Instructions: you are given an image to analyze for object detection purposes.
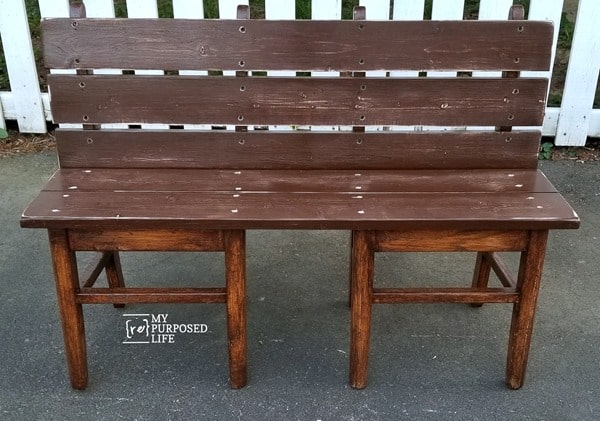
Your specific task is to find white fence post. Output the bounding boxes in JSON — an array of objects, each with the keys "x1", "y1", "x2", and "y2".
[
  {"x1": 555, "y1": 0, "x2": 600, "y2": 146},
  {"x1": 0, "y1": 0, "x2": 46, "y2": 132}
]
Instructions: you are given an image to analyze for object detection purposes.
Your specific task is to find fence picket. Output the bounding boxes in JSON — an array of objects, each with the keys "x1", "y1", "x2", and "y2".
[
  {"x1": 555, "y1": 0, "x2": 600, "y2": 145},
  {"x1": 0, "y1": 0, "x2": 46, "y2": 132},
  {"x1": 390, "y1": 0, "x2": 424, "y2": 79},
  {"x1": 265, "y1": 0, "x2": 295, "y2": 131},
  {"x1": 173, "y1": 0, "x2": 208, "y2": 131},
  {"x1": 0, "y1": 0, "x2": 598, "y2": 144},
  {"x1": 38, "y1": 0, "x2": 69, "y2": 19},
  {"x1": 430, "y1": 0, "x2": 465, "y2": 78},
  {"x1": 219, "y1": 0, "x2": 249, "y2": 19},
  {"x1": 312, "y1": 0, "x2": 342, "y2": 20},
  {"x1": 173, "y1": 0, "x2": 204, "y2": 18},
  {"x1": 125, "y1": 0, "x2": 168, "y2": 130}
]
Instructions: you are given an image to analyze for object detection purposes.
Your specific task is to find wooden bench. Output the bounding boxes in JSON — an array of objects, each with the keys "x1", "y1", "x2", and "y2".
[{"x1": 21, "y1": 3, "x2": 579, "y2": 390}]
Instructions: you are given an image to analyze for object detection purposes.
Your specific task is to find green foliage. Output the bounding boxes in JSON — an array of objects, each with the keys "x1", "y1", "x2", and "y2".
[
  {"x1": 558, "y1": 12, "x2": 575, "y2": 49},
  {"x1": 0, "y1": 128, "x2": 8, "y2": 140},
  {"x1": 539, "y1": 142, "x2": 554, "y2": 160},
  {"x1": 0, "y1": 43, "x2": 7, "y2": 90},
  {"x1": 203, "y1": 0, "x2": 218, "y2": 18},
  {"x1": 296, "y1": 0, "x2": 310, "y2": 19}
]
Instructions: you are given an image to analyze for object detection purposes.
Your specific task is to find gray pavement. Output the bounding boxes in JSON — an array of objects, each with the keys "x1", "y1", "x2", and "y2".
[{"x1": 1, "y1": 151, "x2": 598, "y2": 420}]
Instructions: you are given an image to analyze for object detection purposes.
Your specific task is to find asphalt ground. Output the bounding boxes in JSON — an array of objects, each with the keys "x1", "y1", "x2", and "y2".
[{"x1": 1, "y1": 152, "x2": 598, "y2": 420}]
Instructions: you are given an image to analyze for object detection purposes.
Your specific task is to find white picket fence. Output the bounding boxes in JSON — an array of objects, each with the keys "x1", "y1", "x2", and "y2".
[{"x1": 0, "y1": 0, "x2": 598, "y2": 145}]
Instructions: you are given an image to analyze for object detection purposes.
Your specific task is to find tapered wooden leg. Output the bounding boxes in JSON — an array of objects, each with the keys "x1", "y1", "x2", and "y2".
[
  {"x1": 48, "y1": 229, "x2": 88, "y2": 390},
  {"x1": 506, "y1": 230, "x2": 548, "y2": 389},
  {"x1": 470, "y1": 252, "x2": 492, "y2": 307},
  {"x1": 105, "y1": 252, "x2": 125, "y2": 308},
  {"x1": 349, "y1": 230, "x2": 374, "y2": 389},
  {"x1": 348, "y1": 231, "x2": 355, "y2": 308},
  {"x1": 224, "y1": 230, "x2": 247, "y2": 388}
]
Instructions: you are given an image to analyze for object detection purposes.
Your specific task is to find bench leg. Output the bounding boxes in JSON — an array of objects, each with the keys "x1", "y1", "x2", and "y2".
[
  {"x1": 349, "y1": 230, "x2": 374, "y2": 389},
  {"x1": 48, "y1": 229, "x2": 88, "y2": 390},
  {"x1": 470, "y1": 252, "x2": 492, "y2": 307},
  {"x1": 348, "y1": 231, "x2": 355, "y2": 308},
  {"x1": 506, "y1": 230, "x2": 548, "y2": 389},
  {"x1": 105, "y1": 252, "x2": 126, "y2": 308},
  {"x1": 224, "y1": 230, "x2": 247, "y2": 389}
]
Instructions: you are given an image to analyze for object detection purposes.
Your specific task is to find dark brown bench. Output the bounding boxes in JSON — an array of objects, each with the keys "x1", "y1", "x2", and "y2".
[{"x1": 21, "y1": 3, "x2": 579, "y2": 390}]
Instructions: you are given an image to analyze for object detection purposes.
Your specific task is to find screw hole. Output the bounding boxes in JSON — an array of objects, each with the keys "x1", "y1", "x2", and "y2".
[
  {"x1": 517, "y1": 25, "x2": 524, "y2": 32},
  {"x1": 239, "y1": 139, "x2": 245, "y2": 145},
  {"x1": 71, "y1": 21, "x2": 78, "y2": 28},
  {"x1": 82, "y1": 115, "x2": 89, "y2": 121},
  {"x1": 359, "y1": 115, "x2": 366, "y2": 121},
  {"x1": 86, "y1": 138, "x2": 93, "y2": 144},
  {"x1": 514, "y1": 57, "x2": 520, "y2": 63},
  {"x1": 505, "y1": 137, "x2": 512, "y2": 142},
  {"x1": 441, "y1": 102, "x2": 449, "y2": 109},
  {"x1": 239, "y1": 60, "x2": 245, "y2": 67},
  {"x1": 239, "y1": 26, "x2": 246, "y2": 33},
  {"x1": 356, "y1": 138, "x2": 363, "y2": 145},
  {"x1": 240, "y1": 85, "x2": 246, "y2": 91},
  {"x1": 508, "y1": 114, "x2": 515, "y2": 121},
  {"x1": 358, "y1": 24, "x2": 364, "y2": 30},
  {"x1": 79, "y1": 82, "x2": 85, "y2": 88},
  {"x1": 512, "y1": 88, "x2": 520, "y2": 95},
  {"x1": 74, "y1": 58, "x2": 80, "y2": 64},
  {"x1": 360, "y1": 85, "x2": 366, "y2": 91},
  {"x1": 237, "y1": 115, "x2": 244, "y2": 121},
  {"x1": 358, "y1": 59, "x2": 365, "y2": 65}
]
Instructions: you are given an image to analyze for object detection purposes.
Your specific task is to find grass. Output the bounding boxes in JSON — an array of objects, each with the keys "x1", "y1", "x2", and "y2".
[{"x1": 0, "y1": 0, "x2": 593, "y2": 107}]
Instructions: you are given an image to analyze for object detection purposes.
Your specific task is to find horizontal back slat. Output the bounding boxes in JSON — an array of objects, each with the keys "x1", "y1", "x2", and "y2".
[
  {"x1": 42, "y1": 19, "x2": 553, "y2": 72},
  {"x1": 56, "y1": 130, "x2": 541, "y2": 170},
  {"x1": 49, "y1": 75, "x2": 548, "y2": 126}
]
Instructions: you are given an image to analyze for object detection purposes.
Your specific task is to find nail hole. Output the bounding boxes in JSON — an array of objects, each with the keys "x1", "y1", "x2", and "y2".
[
  {"x1": 86, "y1": 138, "x2": 93, "y2": 144},
  {"x1": 82, "y1": 115, "x2": 89, "y2": 121},
  {"x1": 239, "y1": 60, "x2": 245, "y2": 67},
  {"x1": 508, "y1": 114, "x2": 515, "y2": 121},
  {"x1": 512, "y1": 88, "x2": 520, "y2": 94},
  {"x1": 237, "y1": 115, "x2": 244, "y2": 121},
  {"x1": 240, "y1": 85, "x2": 246, "y2": 91},
  {"x1": 239, "y1": 26, "x2": 246, "y2": 33}
]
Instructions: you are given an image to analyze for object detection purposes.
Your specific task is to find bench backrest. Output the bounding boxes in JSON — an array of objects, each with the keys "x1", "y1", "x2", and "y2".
[{"x1": 43, "y1": 4, "x2": 553, "y2": 171}]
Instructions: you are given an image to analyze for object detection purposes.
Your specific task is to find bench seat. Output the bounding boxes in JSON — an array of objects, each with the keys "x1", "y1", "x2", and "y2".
[{"x1": 22, "y1": 168, "x2": 578, "y2": 230}]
